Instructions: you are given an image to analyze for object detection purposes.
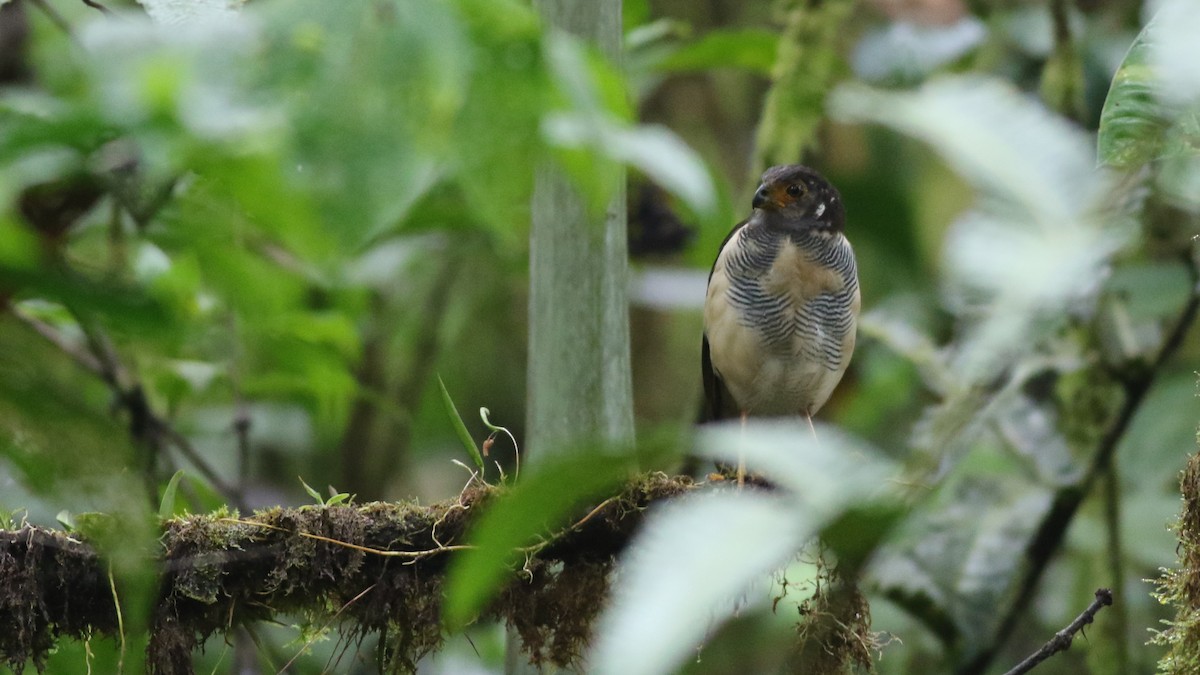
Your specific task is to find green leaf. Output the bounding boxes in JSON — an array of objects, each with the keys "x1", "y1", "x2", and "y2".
[
  {"x1": 820, "y1": 501, "x2": 907, "y2": 576},
  {"x1": 589, "y1": 491, "x2": 807, "y2": 675},
  {"x1": 831, "y1": 78, "x2": 1101, "y2": 222},
  {"x1": 871, "y1": 472, "x2": 1054, "y2": 653},
  {"x1": 625, "y1": 18, "x2": 687, "y2": 54},
  {"x1": 1104, "y1": 262, "x2": 1195, "y2": 320},
  {"x1": 73, "y1": 512, "x2": 120, "y2": 543},
  {"x1": 542, "y1": 32, "x2": 715, "y2": 215},
  {"x1": 0, "y1": 270, "x2": 170, "y2": 328},
  {"x1": 1148, "y1": 0, "x2": 1200, "y2": 109},
  {"x1": 544, "y1": 32, "x2": 631, "y2": 122},
  {"x1": 695, "y1": 420, "x2": 899, "y2": 517},
  {"x1": 656, "y1": 29, "x2": 778, "y2": 75},
  {"x1": 299, "y1": 476, "x2": 322, "y2": 505},
  {"x1": 0, "y1": 95, "x2": 110, "y2": 157},
  {"x1": 543, "y1": 115, "x2": 715, "y2": 215},
  {"x1": 1098, "y1": 1, "x2": 1200, "y2": 168},
  {"x1": 135, "y1": 0, "x2": 240, "y2": 24},
  {"x1": 831, "y1": 77, "x2": 1132, "y2": 386},
  {"x1": 623, "y1": 0, "x2": 650, "y2": 30},
  {"x1": 56, "y1": 509, "x2": 75, "y2": 531},
  {"x1": 441, "y1": 442, "x2": 654, "y2": 628},
  {"x1": 1097, "y1": 22, "x2": 1170, "y2": 167},
  {"x1": 584, "y1": 423, "x2": 902, "y2": 675},
  {"x1": 437, "y1": 375, "x2": 484, "y2": 474},
  {"x1": 857, "y1": 308, "x2": 950, "y2": 394},
  {"x1": 158, "y1": 470, "x2": 185, "y2": 520},
  {"x1": 267, "y1": 0, "x2": 473, "y2": 242},
  {"x1": 851, "y1": 19, "x2": 985, "y2": 83}
]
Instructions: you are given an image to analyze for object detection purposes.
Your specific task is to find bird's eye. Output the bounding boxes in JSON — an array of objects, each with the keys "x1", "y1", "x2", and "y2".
[{"x1": 786, "y1": 184, "x2": 803, "y2": 198}]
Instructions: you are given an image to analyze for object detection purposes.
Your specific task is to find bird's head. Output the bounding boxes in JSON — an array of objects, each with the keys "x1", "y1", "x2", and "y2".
[{"x1": 751, "y1": 164, "x2": 844, "y2": 232}]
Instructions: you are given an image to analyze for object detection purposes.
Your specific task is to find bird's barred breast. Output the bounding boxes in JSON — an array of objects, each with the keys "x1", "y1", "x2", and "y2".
[
  {"x1": 763, "y1": 238, "x2": 846, "y2": 302},
  {"x1": 704, "y1": 232, "x2": 859, "y2": 416}
]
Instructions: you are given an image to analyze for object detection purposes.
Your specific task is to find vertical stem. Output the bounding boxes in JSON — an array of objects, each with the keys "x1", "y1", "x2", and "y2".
[
  {"x1": 1103, "y1": 461, "x2": 1130, "y2": 672},
  {"x1": 0, "y1": 1, "x2": 32, "y2": 85},
  {"x1": 339, "y1": 250, "x2": 458, "y2": 499},
  {"x1": 107, "y1": 199, "x2": 126, "y2": 278},
  {"x1": 1043, "y1": 0, "x2": 1085, "y2": 123},
  {"x1": 226, "y1": 312, "x2": 252, "y2": 501}
]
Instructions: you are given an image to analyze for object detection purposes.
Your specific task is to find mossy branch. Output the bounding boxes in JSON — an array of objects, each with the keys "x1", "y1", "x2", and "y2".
[{"x1": 0, "y1": 473, "x2": 696, "y2": 675}]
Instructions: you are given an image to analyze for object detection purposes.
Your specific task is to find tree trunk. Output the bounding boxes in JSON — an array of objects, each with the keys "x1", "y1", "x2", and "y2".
[
  {"x1": 515, "y1": 1, "x2": 630, "y2": 671},
  {"x1": 526, "y1": 0, "x2": 632, "y2": 466}
]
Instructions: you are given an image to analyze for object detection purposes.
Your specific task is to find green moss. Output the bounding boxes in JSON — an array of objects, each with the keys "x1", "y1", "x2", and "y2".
[{"x1": 1151, "y1": 444, "x2": 1200, "y2": 673}]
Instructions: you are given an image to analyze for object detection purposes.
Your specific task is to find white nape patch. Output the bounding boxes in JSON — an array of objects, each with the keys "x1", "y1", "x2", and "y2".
[{"x1": 815, "y1": 202, "x2": 826, "y2": 217}]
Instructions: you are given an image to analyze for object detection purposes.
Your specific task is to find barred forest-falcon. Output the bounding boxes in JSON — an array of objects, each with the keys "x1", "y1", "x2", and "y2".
[{"x1": 701, "y1": 164, "x2": 860, "y2": 434}]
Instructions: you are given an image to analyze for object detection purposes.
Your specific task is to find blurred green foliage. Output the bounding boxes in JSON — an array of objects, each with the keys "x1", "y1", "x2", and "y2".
[{"x1": 1, "y1": 0, "x2": 1199, "y2": 673}]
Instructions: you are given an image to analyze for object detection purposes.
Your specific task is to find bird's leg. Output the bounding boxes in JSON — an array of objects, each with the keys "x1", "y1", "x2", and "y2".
[
  {"x1": 805, "y1": 412, "x2": 818, "y2": 442},
  {"x1": 737, "y1": 411, "x2": 748, "y2": 489}
]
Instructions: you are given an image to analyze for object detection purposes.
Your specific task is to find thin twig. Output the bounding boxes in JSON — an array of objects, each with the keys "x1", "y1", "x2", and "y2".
[
  {"x1": 481, "y1": 407, "x2": 520, "y2": 482},
  {"x1": 83, "y1": 633, "x2": 94, "y2": 675},
  {"x1": 233, "y1": 404, "x2": 251, "y2": 496},
  {"x1": 217, "y1": 517, "x2": 474, "y2": 559},
  {"x1": 568, "y1": 496, "x2": 618, "y2": 531},
  {"x1": 219, "y1": 492, "x2": 621, "y2": 564},
  {"x1": 106, "y1": 200, "x2": 125, "y2": 279},
  {"x1": 73, "y1": 317, "x2": 126, "y2": 392},
  {"x1": 1102, "y1": 463, "x2": 1130, "y2": 671},
  {"x1": 73, "y1": 310, "x2": 248, "y2": 510},
  {"x1": 108, "y1": 565, "x2": 126, "y2": 674},
  {"x1": 276, "y1": 584, "x2": 376, "y2": 675},
  {"x1": 519, "y1": 496, "x2": 620, "y2": 556},
  {"x1": 431, "y1": 474, "x2": 479, "y2": 547},
  {"x1": 160, "y1": 427, "x2": 247, "y2": 511},
  {"x1": 239, "y1": 624, "x2": 280, "y2": 674},
  {"x1": 81, "y1": 0, "x2": 111, "y2": 14},
  {"x1": 27, "y1": 0, "x2": 76, "y2": 40},
  {"x1": 1002, "y1": 588, "x2": 1114, "y2": 675},
  {"x1": 13, "y1": 306, "x2": 249, "y2": 511},
  {"x1": 1047, "y1": 0, "x2": 1083, "y2": 122},
  {"x1": 11, "y1": 308, "x2": 105, "y2": 375},
  {"x1": 226, "y1": 311, "x2": 252, "y2": 500}
]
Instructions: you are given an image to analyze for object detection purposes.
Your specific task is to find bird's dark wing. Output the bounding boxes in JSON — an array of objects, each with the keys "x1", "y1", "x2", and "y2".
[
  {"x1": 699, "y1": 219, "x2": 750, "y2": 423},
  {"x1": 706, "y1": 218, "x2": 749, "y2": 282},
  {"x1": 700, "y1": 332, "x2": 738, "y2": 422}
]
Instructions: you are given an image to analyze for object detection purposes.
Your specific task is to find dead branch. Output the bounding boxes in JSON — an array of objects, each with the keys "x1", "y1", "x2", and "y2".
[{"x1": 1002, "y1": 588, "x2": 1114, "y2": 675}]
